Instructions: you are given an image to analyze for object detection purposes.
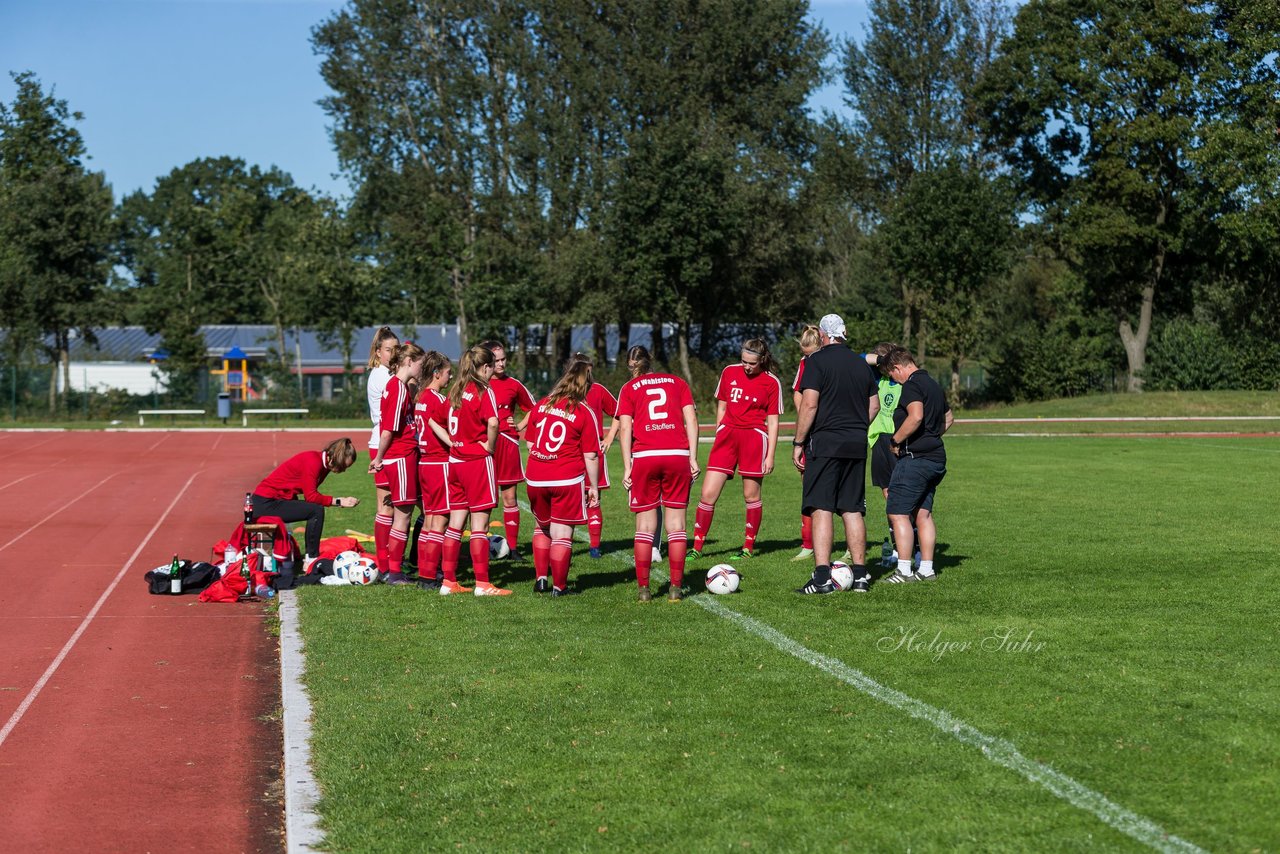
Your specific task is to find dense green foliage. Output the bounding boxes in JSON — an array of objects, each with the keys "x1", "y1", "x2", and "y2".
[{"x1": 2, "y1": 0, "x2": 1279, "y2": 411}]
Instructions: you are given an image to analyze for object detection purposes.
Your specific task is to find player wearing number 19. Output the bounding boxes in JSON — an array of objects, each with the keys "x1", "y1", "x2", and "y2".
[
  {"x1": 691, "y1": 339, "x2": 783, "y2": 561},
  {"x1": 617, "y1": 345, "x2": 700, "y2": 602},
  {"x1": 524, "y1": 359, "x2": 602, "y2": 596}
]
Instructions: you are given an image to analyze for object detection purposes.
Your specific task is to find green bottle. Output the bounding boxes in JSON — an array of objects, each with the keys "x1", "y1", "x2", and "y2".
[{"x1": 169, "y1": 554, "x2": 182, "y2": 595}]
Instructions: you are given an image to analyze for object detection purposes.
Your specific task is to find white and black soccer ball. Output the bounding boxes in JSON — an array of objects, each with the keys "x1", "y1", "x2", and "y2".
[
  {"x1": 705, "y1": 564, "x2": 741, "y2": 595},
  {"x1": 488, "y1": 533, "x2": 511, "y2": 559},
  {"x1": 829, "y1": 561, "x2": 854, "y2": 592},
  {"x1": 333, "y1": 550, "x2": 380, "y2": 586}
]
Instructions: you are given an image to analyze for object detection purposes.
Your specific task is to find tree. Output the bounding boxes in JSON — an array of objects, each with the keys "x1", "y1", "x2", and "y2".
[
  {"x1": 840, "y1": 0, "x2": 1011, "y2": 348},
  {"x1": 0, "y1": 71, "x2": 114, "y2": 413},
  {"x1": 979, "y1": 1, "x2": 1226, "y2": 391},
  {"x1": 877, "y1": 160, "x2": 1016, "y2": 395}
]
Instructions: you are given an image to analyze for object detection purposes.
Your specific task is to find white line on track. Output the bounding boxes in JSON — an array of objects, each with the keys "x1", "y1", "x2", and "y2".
[
  {"x1": 0, "y1": 470, "x2": 202, "y2": 750},
  {"x1": 516, "y1": 500, "x2": 1205, "y2": 853},
  {"x1": 0, "y1": 471, "x2": 39, "y2": 492},
  {"x1": 0, "y1": 472, "x2": 116, "y2": 555}
]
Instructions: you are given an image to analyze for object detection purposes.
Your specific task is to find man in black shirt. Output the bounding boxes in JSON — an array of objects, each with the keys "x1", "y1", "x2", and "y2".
[
  {"x1": 791, "y1": 314, "x2": 880, "y2": 594},
  {"x1": 881, "y1": 345, "x2": 949, "y2": 584}
]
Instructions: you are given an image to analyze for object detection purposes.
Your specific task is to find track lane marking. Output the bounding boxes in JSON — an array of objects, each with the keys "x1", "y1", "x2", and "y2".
[
  {"x1": 0, "y1": 473, "x2": 117, "y2": 555},
  {"x1": 0, "y1": 470, "x2": 202, "y2": 750}
]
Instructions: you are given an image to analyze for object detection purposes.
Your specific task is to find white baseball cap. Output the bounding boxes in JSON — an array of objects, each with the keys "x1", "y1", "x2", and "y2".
[{"x1": 818, "y1": 314, "x2": 846, "y2": 340}]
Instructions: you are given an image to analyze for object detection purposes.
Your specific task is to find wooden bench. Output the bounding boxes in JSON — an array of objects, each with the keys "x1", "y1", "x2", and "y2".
[
  {"x1": 138, "y1": 409, "x2": 206, "y2": 426},
  {"x1": 242, "y1": 408, "x2": 310, "y2": 427}
]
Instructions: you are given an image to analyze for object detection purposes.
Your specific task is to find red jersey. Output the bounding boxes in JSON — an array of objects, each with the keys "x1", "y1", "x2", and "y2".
[
  {"x1": 584, "y1": 382, "x2": 618, "y2": 432},
  {"x1": 253, "y1": 451, "x2": 333, "y2": 506},
  {"x1": 488, "y1": 374, "x2": 535, "y2": 437},
  {"x1": 792, "y1": 357, "x2": 807, "y2": 393},
  {"x1": 715, "y1": 364, "x2": 783, "y2": 429},
  {"x1": 414, "y1": 388, "x2": 451, "y2": 462},
  {"x1": 525, "y1": 397, "x2": 602, "y2": 485},
  {"x1": 449, "y1": 382, "x2": 500, "y2": 461},
  {"x1": 379, "y1": 375, "x2": 417, "y2": 457},
  {"x1": 617, "y1": 373, "x2": 695, "y2": 456}
]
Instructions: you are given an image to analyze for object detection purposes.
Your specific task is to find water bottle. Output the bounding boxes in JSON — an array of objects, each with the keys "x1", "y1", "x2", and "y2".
[
  {"x1": 243, "y1": 493, "x2": 254, "y2": 524},
  {"x1": 880, "y1": 538, "x2": 894, "y2": 567},
  {"x1": 169, "y1": 554, "x2": 182, "y2": 595},
  {"x1": 254, "y1": 584, "x2": 276, "y2": 599}
]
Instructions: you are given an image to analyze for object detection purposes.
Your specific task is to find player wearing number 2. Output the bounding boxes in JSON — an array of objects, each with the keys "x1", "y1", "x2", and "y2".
[
  {"x1": 524, "y1": 359, "x2": 602, "y2": 596},
  {"x1": 691, "y1": 338, "x2": 783, "y2": 561},
  {"x1": 617, "y1": 345, "x2": 699, "y2": 602}
]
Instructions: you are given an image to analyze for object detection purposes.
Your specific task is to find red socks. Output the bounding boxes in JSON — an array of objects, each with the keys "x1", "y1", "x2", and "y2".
[
  {"x1": 634, "y1": 532, "x2": 654, "y2": 588},
  {"x1": 469, "y1": 534, "x2": 490, "y2": 584},
  {"x1": 692, "y1": 502, "x2": 715, "y2": 551},
  {"x1": 441, "y1": 527, "x2": 463, "y2": 582},
  {"x1": 374, "y1": 512, "x2": 393, "y2": 571},
  {"x1": 532, "y1": 530, "x2": 551, "y2": 580},
  {"x1": 587, "y1": 503, "x2": 603, "y2": 548},
  {"x1": 388, "y1": 527, "x2": 407, "y2": 574},
  {"x1": 550, "y1": 538, "x2": 573, "y2": 589},
  {"x1": 418, "y1": 529, "x2": 443, "y2": 580},
  {"x1": 503, "y1": 506, "x2": 520, "y2": 551},
  {"x1": 666, "y1": 531, "x2": 687, "y2": 589},
  {"x1": 801, "y1": 513, "x2": 813, "y2": 550},
  {"x1": 744, "y1": 500, "x2": 763, "y2": 552}
]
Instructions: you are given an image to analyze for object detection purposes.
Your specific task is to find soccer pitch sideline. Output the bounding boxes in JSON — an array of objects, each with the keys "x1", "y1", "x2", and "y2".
[{"x1": 297, "y1": 434, "x2": 1278, "y2": 852}]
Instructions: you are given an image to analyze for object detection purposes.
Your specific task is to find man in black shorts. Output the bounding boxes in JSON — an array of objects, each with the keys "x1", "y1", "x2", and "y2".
[
  {"x1": 880, "y1": 345, "x2": 949, "y2": 584},
  {"x1": 791, "y1": 314, "x2": 880, "y2": 594}
]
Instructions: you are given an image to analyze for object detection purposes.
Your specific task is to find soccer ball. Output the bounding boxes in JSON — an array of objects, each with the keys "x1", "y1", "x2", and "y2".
[
  {"x1": 488, "y1": 534, "x2": 511, "y2": 559},
  {"x1": 333, "y1": 550, "x2": 380, "y2": 586},
  {"x1": 705, "y1": 564, "x2": 741, "y2": 595},
  {"x1": 829, "y1": 561, "x2": 854, "y2": 591}
]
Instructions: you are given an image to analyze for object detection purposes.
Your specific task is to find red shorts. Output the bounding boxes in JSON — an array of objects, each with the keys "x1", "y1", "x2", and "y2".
[
  {"x1": 707, "y1": 425, "x2": 770, "y2": 478},
  {"x1": 494, "y1": 433, "x2": 525, "y2": 486},
  {"x1": 381, "y1": 453, "x2": 419, "y2": 506},
  {"x1": 370, "y1": 448, "x2": 390, "y2": 488},
  {"x1": 447, "y1": 457, "x2": 498, "y2": 512},
  {"x1": 417, "y1": 460, "x2": 449, "y2": 515},
  {"x1": 628, "y1": 453, "x2": 692, "y2": 512},
  {"x1": 527, "y1": 479, "x2": 588, "y2": 526}
]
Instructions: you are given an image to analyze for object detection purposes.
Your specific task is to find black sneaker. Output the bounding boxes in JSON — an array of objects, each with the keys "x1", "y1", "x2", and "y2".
[
  {"x1": 852, "y1": 573, "x2": 871, "y2": 593},
  {"x1": 533, "y1": 576, "x2": 550, "y2": 593},
  {"x1": 415, "y1": 577, "x2": 442, "y2": 591},
  {"x1": 797, "y1": 577, "x2": 837, "y2": 594},
  {"x1": 506, "y1": 549, "x2": 524, "y2": 562},
  {"x1": 551, "y1": 586, "x2": 580, "y2": 597},
  {"x1": 383, "y1": 572, "x2": 412, "y2": 586}
]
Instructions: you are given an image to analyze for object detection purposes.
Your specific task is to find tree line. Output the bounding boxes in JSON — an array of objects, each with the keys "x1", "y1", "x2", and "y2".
[{"x1": 2, "y1": 0, "x2": 1278, "y2": 413}]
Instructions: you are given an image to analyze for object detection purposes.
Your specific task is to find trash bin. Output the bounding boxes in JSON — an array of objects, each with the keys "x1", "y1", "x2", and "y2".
[{"x1": 217, "y1": 393, "x2": 232, "y2": 422}]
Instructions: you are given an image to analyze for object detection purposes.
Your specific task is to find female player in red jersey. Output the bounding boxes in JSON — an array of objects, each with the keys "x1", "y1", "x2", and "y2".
[
  {"x1": 250, "y1": 437, "x2": 360, "y2": 563},
  {"x1": 478, "y1": 339, "x2": 536, "y2": 557},
  {"x1": 525, "y1": 359, "x2": 602, "y2": 596},
  {"x1": 790, "y1": 325, "x2": 822, "y2": 561},
  {"x1": 365, "y1": 326, "x2": 399, "y2": 571},
  {"x1": 691, "y1": 338, "x2": 783, "y2": 560},
  {"x1": 441, "y1": 345, "x2": 512, "y2": 596},
  {"x1": 568, "y1": 353, "x2": 617, "y2": 558},
  {"x1": 411, "y1": 351, "x2": 453, "y2": 589},
  {"x1": 369, "y1": 341, "x2": 426, "y2": 585},
  {"x1": 617, "y1": 345, "x2": 699, "y2": 602}
]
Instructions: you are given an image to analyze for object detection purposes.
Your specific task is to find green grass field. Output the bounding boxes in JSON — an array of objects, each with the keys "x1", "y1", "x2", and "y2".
[{"x1": 297, "y1": 429, "x2": 1279, "y2": 852}]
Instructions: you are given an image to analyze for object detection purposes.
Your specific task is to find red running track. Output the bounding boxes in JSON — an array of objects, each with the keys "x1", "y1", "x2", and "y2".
[{"x1": 0, "y1": 431, "x2": 341, "y2": 853}]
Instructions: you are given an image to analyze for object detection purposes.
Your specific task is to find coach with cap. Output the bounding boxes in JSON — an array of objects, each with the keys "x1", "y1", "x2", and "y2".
[{"x1": 791, "y1": 314, "x2": 880, "y2": 594}]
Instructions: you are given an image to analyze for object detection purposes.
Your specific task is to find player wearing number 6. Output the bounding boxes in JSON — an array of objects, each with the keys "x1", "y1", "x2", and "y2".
[
  {"x1": 440, "y1": 345, "x2": 512, "y2": 596},
  {"x1": 524, "y1": 359, "x2": 602, "y2": 596},
  {"x1": 617, "y1": 345, "x2": 699, "y2": 602},
  {"x1": 691, "y1": 338, "x2": 783, "y2": 561}
]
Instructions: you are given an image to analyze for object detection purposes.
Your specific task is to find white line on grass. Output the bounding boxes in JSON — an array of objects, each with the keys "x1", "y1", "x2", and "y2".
[
  {"x1": 516, "y1": 500, "x2": 1205, "y2": 853},
  {"x1": 0, "y1": 470, "x2": 200, "y2": 749}
]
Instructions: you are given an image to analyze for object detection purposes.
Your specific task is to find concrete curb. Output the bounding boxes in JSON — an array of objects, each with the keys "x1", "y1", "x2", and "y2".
[{"x1": 279, "y1": 590, "x2": 325, "y2": 853}]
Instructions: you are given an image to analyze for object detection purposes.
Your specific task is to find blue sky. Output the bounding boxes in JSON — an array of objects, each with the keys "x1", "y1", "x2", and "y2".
[{"x1": 0, "y1": 0, "x2": 870, "y2": 202}]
